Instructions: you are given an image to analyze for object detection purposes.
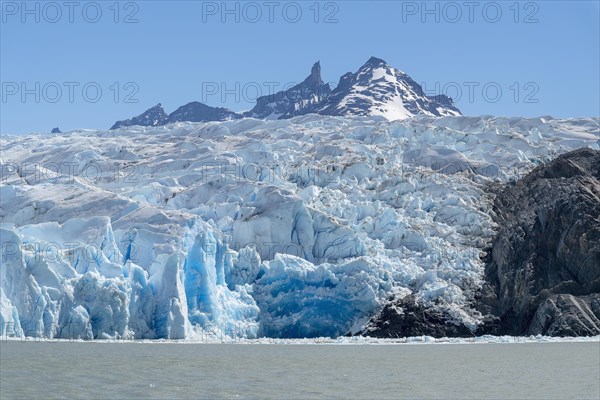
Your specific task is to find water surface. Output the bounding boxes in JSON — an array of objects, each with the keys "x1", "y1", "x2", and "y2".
[{"x1": 1, "y1": 341, "x2": 598, "y2": 399}]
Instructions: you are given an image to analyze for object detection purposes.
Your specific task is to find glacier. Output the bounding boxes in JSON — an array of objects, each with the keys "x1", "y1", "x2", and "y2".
[{"x1": 1, "y1": 115, "x2": 598, "y2": 339}]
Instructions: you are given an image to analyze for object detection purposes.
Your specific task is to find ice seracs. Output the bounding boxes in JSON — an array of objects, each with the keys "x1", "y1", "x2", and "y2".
[{"x1": 1, "y1": 115, "x2": 598, "y2": 339}]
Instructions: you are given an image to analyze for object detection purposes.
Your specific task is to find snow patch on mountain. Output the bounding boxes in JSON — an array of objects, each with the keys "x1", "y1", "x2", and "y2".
[{"x1": 307, "y1": 57, "x2": 461, "y2": 120}]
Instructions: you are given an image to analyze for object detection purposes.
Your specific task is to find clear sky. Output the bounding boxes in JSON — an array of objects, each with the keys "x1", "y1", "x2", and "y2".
[{"x1": 1, "y1": 0, "x2": 599, "y2": 134}]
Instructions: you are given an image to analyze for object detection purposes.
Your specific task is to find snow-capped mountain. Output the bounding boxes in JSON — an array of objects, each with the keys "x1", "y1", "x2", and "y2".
[
  {"x1": 109, "y1": 57, "x2": 460, "y2": 129},
  {"x1": 306, "y1": 57, "x2": 461, "y2": 119},
  {"x1": 111, "y1": 103, "x2": 170, "y2": 130},
  {"x1": 1, "y1": 115, "x2": 598, "y2": 340},
  {"x1": 244, "y1": 61, "x2": 332, "y2": 120}
]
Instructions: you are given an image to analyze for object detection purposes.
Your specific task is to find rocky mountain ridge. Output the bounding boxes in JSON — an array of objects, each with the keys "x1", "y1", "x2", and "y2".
[{"x1": 110, "y1": 57, "x2": 461, "y2": 130}]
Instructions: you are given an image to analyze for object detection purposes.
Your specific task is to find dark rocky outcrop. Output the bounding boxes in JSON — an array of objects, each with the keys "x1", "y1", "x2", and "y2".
[
  {"x1": 166, "y1": 101, "x2": 241, "y2": 123},
  {"x1": 244, "y1": 61, "x2": 332, "y2": 120},
  {"x1": 358, "y1": 295, "x2": 474, "y2": 338},
  {"x1": 111, "y1": 103, "x2": 169, "y2": 130},
  {"x1": 359, "y1": 148, "x2": 600, "y2": 338},
  {"x1": 479, "y1": 147, "x2": 600, "y2": 336},
  {"x1": 528, "y1": 294, "x2": 600, "y2": 336},
  {"x1": 51, "y1": 127, "x2": 62, "y2": 134},
  {"x1": 110, "y1": 102, "x2": 241, "y2": 130}
]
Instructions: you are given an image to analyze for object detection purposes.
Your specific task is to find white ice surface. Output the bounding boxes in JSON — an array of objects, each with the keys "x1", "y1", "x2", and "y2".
[{"x1": 1, "y1": 115, "x2": 598, "y2": 339}]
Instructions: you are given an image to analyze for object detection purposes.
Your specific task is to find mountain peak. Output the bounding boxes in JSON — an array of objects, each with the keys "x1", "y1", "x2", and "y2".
[
  {"x1": 363, "y1": 56, "x2": 388, "y2": 68},
  {"x1": 167, "y1": 101, "x2": 241, "y2": 123},
  {"x1": 110, "y1": 103, "x2": 169, "y2": 130},
  {"x1": 310, "y1": 61, "x2": 323, "y2": 84},
  {"x1": 245, "y1": 61, "x2": 331, "y2": 120},
  {"x1": 306, "y1": 57, "x2": 461, "y2": 120}
]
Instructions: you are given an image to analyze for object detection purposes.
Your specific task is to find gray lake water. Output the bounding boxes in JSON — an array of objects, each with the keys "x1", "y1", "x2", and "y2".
[{"x1": 1, "y1": 341, "x2": 599, "y2": 399}]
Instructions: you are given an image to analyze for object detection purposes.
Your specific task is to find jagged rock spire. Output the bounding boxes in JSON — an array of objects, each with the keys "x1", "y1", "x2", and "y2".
[{"x1": 310, "y1": 61, "x2": 323, "y2": 84}]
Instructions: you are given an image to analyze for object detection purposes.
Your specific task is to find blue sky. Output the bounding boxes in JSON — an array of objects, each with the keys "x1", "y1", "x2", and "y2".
[{"x1": 1, "y1": 0, "x2": 599, "y2": 134}]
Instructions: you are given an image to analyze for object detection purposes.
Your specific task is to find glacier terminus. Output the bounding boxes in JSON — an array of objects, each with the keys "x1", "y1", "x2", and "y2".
[{"x1": 1, "y1": 112, "x2": 598, "y2": 340}]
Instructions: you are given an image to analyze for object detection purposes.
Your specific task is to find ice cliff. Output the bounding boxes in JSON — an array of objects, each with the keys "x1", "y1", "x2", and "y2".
[{"x1": 1, "y1": 115, "x2": 598, "y2": 339}]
